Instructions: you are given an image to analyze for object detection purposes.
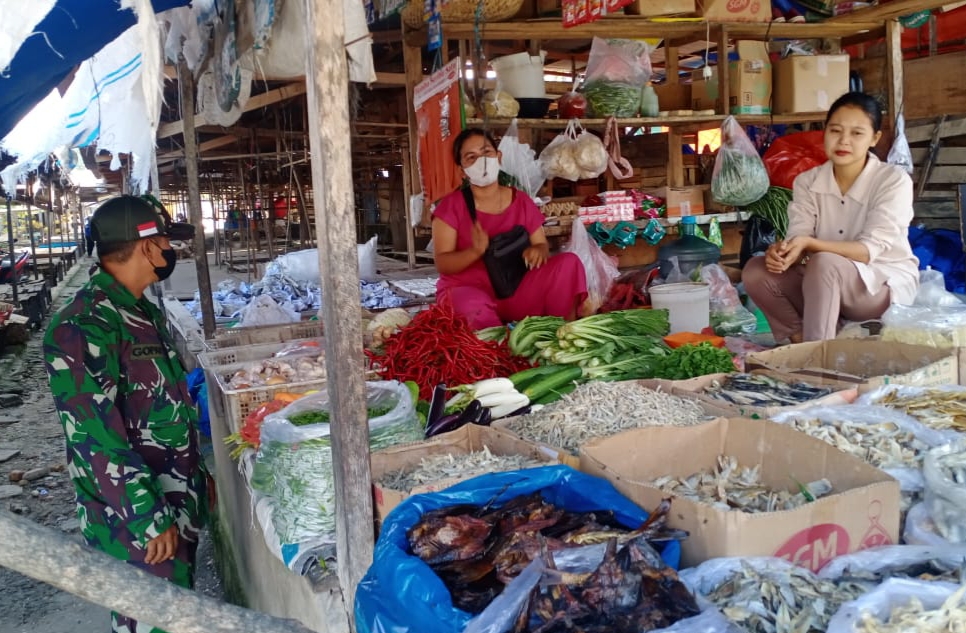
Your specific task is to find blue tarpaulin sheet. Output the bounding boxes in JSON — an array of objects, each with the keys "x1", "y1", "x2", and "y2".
[{"x1": 0, "y1": 0, "x2": 190, "y2": 140}]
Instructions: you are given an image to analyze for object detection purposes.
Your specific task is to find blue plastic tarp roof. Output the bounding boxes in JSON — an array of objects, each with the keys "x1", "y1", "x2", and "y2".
[{"x1": 0, "y1": 0, "x2": 191, "y2": 140}]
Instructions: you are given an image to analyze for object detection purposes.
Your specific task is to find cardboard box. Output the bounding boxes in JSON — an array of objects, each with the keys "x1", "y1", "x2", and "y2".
[
  {"x1": 690, "y1": 42, "x2": 772, "y2": 115},
  {"x1": 744, "y1": 339, "x2": 959, "y2": 392},
  {"x1": 664, "y1": 185, "x2": 707, "y2": 217},
  {"x1": 641, "y1": 371, "x2": 859, "y2": 419},
  {"x1": 653, "y1": 82, "x2": 692, "y2": 112},
  {"x1": 773, "y1": 54, "x2": 850, "y2": 114},
  {"x1": 370, "y1": 424, "x2": 562, "y2": 521},
  {"x1": 579, "y1": 417, "x2": 901, "y2": 570},
  {"x1": 625, "y1": 0, "x2": 695, "y2": 16},
  {"x1": 696, "y1": 0, "x2": 772, "y2": 21}
]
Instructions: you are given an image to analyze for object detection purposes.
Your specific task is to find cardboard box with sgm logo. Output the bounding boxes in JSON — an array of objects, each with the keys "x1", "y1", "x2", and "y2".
[
  {"x1": 696, "y1": 0, "x2": 772, "y2": 22},
  {"x1": 579, "y1": 417, "x2": 900, "y2": 570}
]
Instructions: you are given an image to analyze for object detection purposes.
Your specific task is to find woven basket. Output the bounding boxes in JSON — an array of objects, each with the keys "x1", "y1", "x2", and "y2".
[{"x1": 401, "y1": 0, "x2": 524, "y2": 28}]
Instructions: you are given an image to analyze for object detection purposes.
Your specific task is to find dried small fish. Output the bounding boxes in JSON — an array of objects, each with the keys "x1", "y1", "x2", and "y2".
[
  {"x1": 858, "y1": 584, "x2": 966, "y2": 633},
  {"x1": 503, "y1": 382, "x2": 708, "y2": 455},
  {"x1": 923, "y1": 446, "x2": 966, "y2": 543},
  {"x1": 705, "y1": 373, "x2": 833, "y2": 408},
  {"x1": 648, "y1": 455, "x2": 833, "y2": 513},
  {"x1": 837, "y1": 559, "x2": 966, "y2": 586},
  {"x1": 376, "y1": 446, "x2": 547, "y2": 492},
  {"x1": 705, "y1": 562, "x2": 866, "y2": 633},
  {"x1": 878, "y1": 389, "x2": 966, "y2": 431},
  {"x1": 785, "y1": 417, "x2": 928, "y2": 472}
]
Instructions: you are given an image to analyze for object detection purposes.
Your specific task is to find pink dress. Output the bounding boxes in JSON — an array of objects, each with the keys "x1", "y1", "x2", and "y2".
[{"x1": 433, "y1": 187, "x2": 588, "y2": 329}]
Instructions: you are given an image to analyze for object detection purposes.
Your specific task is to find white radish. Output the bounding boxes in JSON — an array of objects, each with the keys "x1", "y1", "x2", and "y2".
[
  {"x1": 470, "y1": 378, "x2": 515, "y2": 398},
  {"x1": 488, "y1": 393, "x2": 530, "y2": 420}
]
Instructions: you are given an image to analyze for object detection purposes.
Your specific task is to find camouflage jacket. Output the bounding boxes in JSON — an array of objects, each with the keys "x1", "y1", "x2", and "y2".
[{"x1": 44, "y1": 271, "x2": 207, "y2": 548}]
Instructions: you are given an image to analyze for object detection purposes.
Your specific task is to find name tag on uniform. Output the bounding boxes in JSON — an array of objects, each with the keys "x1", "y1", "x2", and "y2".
[{"x1": 131, "y1": 344, "x2": 164, "y2": 359}]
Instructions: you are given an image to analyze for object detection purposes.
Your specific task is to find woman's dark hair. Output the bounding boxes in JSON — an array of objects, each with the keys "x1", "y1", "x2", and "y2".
[
  {"x1": 452, "y1": 128, "x2": 499, "y2": 165},
  {"x1": 825, "y1": 92, "x2": 883, "y2": 132}
]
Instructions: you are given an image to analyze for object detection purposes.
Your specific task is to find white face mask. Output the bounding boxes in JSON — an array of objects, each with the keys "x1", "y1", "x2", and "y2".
[{"x1": 463, "y1": 156, "x2": 500, "y2": 187}]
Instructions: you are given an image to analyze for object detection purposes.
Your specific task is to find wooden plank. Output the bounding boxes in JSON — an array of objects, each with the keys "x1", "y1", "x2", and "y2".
[
  {"x1": 914, "y1": 200, "x2": 960, "y2": 217},
  {"x1": 828, "y1": 0, "x2": 956, "y2": 22},
  {"x1": 853, "y1": 52, "x2": 966, "y2": 126},
  {"x1": 917, "y1": 115, "x2": 946, "y2": 198},
  {"x1": 907, "y1": 115, "x2": 966, "y2": 143},
  {"x1": 304, "y1": 0, "x2": 373, "y2": 619},
  {"x1": 911, "y1": 147, "x2": 966, "y2": 164},
  {"x1": 921, "y1": 165, "x2": 966, "y2": 183},
  {"x1": 959, "y1": 183, "x2": 966, "y2": 246},
  {"x1": 886, "y1": 20, "x2": 903, "y2": 125},
  {"x1": 157, "y1": 82, "x2": 307, "y2": 139},
  {"x1": 464, "y1": 112, "x2": 828, "y2": 129},
  {"x1": 919, "y1": 189, "x2": 959, "y2": 200}
]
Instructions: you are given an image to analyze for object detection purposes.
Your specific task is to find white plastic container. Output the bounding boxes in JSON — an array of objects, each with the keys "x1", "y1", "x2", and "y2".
[
  {"x1": 649, "y1": 282, "x2": 710, "y2": 334},
  {"x1": 490, "y1": 51, "x2": 547, "y2": 99}
]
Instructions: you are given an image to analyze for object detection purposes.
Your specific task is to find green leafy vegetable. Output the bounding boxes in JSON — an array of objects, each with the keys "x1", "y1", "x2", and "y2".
[
  {"x1": 653, "y1": 342, "x2": 735, "y2": 380},
  {"x1": 741, "y1": 186, "x2": 793, "y2": 239}
]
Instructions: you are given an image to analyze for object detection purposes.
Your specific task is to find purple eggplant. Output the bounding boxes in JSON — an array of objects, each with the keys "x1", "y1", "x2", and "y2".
[
  {"x1": 425, "y1": 412, "x2": 462, "y2": 438},
  {"x1": 475, "y1": 407, "x2": 492, "y2": 427},
  {"x1": 426, "y1": 383, "x2": 447, "y2": 428}
]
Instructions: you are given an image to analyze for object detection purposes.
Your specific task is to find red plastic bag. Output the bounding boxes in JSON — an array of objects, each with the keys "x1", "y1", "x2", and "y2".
[{"x1": 762, "y1": 131, "x2": 827, "y2": 190}]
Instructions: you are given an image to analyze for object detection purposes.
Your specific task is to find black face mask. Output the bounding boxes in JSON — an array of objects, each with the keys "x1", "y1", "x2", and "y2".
[{"x1": 153, "y1": 247, "x2": 177, "y2": 281}]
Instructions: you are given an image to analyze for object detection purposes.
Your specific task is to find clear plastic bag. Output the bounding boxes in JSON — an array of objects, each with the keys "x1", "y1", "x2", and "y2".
[
  {"x1": 817, "y1": 543, "x2": 966, "y2": 581},
  {"x1": 880, "y1": 303, "x2": 966, "y2": 348},
  {"x1": 238, "y1": 294, "x2": 300, "y2": 327},
  {"x1": 711, "y1": 117, "x2": 769, "y2": 207},
  {"x1": 700, "y1": 264, "x2": 757, "y2": 336},
  {"x1": 538, "y1": 119, "x2": 581, "y2": 181},
  {"x1": 902, "y1": 502, "x2": 956, "y2": 547},
  {"x1": 916, "y1": 267, "x2": 964, "y2": 308},
  {"x1": 923, "y1": 442, "x2": 966, "y2": 543},
  {"x1": 498, "y1": 119, "x2": 546, "y2": 199},
  {"x1": 573, "y1": 128, "x2": 608, "y2": 180},
  {"x1": 562, "y1": 219, "x2": 619, "y2": 313},
  {"x1": 581, "y1": 38, "x2": 654, "y2": 118},
  {"x1": 825, "y1": 578, "x2": 964, "y2": 633},
  {"x1": 887, "y1": 113, "x2": 915, "y2": 175}
]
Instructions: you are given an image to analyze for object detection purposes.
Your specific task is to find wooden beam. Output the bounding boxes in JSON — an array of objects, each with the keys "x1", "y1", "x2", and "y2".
[
  {"x1": 916, "y1": 115, "x2": 946, "y2": 198},
  {"x1": 911, "y1": 147, "x2": 966, "y2": 163},
  {"x1": 304, "y1": 0, "x2": 372, "y2": 622},
  {"x1": 886, "y1": 20, "x2": 904, "y2": 125},
  {"x1": 828, "y1": 0, "x2": 956, "y2": 22},
  {"x1": 157, "y1": 82, "x2": 307, "y2": 139},
  {"x1": 157, "y1": 134, "x2": 241, "y2": 161},
  {"x1": 907, "y1": 115, "x2": 966, "y2": 143}
]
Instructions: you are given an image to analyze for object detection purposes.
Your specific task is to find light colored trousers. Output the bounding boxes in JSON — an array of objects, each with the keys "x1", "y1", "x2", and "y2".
[{"x1": 742, "y1": 252, "x2": 891, "y2": 342}]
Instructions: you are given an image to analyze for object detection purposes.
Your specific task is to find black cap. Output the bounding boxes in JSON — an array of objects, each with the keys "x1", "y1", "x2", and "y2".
[{"x1": 90, "y1": 195, "x2": 195, "y2": 245}]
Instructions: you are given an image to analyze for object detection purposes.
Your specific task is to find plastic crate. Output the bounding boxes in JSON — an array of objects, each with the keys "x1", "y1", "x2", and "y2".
[
  {"x1": 219, "y1": 378, "x2": 328, "y2": 433},
  {"x1": 204, "y1": 321, "x2": 324, "y2": 350},
  {"x1": 197, "y1": 338, "x2": 324, "y2": 370}
]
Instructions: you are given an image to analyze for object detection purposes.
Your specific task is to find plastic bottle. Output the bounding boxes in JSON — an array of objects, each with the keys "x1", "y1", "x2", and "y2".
[
  {"x1": 657, "y1": 215, "x2": 721, "y2": 279},
  {"x1": 640, "y1": 83, "x2": 660, "y2": 117}
]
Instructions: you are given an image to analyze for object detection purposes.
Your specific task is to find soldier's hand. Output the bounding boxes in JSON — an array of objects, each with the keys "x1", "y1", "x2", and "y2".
[{"x1": 145, "y1": 525, "x2": 178, "y2": 565}]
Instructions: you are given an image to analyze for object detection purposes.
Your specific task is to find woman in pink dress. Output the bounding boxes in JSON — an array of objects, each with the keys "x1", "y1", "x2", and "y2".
[{"x1": 432, "y1": 128, "x2": 588, "y2": 329}]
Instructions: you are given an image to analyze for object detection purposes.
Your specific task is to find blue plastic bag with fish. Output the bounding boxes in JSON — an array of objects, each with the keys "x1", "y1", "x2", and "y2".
[{"x1": 354, "y1": 465, "x2": 682, "y2": 633}]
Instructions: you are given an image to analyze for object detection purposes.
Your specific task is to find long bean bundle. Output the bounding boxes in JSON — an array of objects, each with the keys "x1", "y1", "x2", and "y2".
[{"x1": 742, "y1": 186, "x2": 793, "y2": 239}]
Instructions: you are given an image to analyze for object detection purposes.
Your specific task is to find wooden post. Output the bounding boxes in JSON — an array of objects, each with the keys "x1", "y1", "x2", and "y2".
[
  {"x1": 403, "y1": 25, "x2": 424, "y2": 225},
  {"x1": 886, "y1": 19, "x2": 904, "y2": 128},
  {"x1": 0, "y1": 510, "x2": 315, "y2": 633},
  {"x1": 178, "y1": 59, "x2": 218, "y2": 339},
  {"x1": 717, "y1": 25, "x2": 730, "y2": 118},
  {"x1": 303, "y1": 0, "x2": 373, "y2": 619}
]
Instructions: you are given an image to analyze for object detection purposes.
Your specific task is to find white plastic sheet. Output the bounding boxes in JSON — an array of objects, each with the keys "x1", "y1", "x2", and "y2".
[
  {"x1": 0, "y1": 0, "x2": 56, "y2": 72},
  {"x1": 825, "y1": 578, "x2": 963, "y2": 633}
]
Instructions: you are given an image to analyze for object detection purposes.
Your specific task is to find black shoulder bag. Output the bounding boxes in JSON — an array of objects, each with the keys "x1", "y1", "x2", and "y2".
[{"x1": 462, "y1": 186, "x2": 530, "y2": 299}]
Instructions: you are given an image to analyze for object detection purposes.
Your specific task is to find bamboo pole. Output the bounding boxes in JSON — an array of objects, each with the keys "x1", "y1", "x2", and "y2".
[
  {"x1": 178, "y1": 59, "x2": 218, "y2": 339},
  {"x1": 0, "y1": 510, "x2": 315, "y2": 633},
  {"x1": 303, "y1": 0, "x2": 373, "y2": 618}
]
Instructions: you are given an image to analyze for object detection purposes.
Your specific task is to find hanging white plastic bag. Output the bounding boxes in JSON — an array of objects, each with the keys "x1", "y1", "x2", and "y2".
[
  {"x1": 887, "y1": 113, "x2": 914, "y2": 174},
  {"x1": 238, "y1": 294, "x2": 300, "y2": 327},
  {"x1": 498, "y1": 119, "x2": 546, "y2": 199},
  {"x1": 580, "y1": 37, "x2": 653, "y2": 118},
  {"x1": 825, "y1": 578, "x2": 964, "y2": 633},
  {"x1": 711, "y1": 116, "x2": 769, "y2": 207},
  {"x1": 562, "y1": 219, "x2": 619, "y2": 313},
  {"x1": 357, "y1": 235, "x2": 379, "y2": 281},
  {"x1": 573, "y1": 128, "x2": 608, "y2": 180}
]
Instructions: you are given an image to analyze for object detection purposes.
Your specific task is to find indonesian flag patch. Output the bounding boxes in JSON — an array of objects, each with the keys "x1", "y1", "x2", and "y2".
[{"x1": 137, "y1": 221, "x2": 159, "y2": 237}]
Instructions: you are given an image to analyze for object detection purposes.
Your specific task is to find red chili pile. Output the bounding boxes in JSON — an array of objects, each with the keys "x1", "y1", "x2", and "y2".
[{"x1": 366, "y1": 303, "x2": 531, "y2": 400}]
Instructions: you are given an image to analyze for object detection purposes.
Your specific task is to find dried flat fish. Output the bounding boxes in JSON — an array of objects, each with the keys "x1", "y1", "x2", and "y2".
[
  {"x1": 785, "y1": 417, "x2": 927, "y2": 472},
  {"x1": 837, "y1": 559, "x2": 966, "y2": 586},
  {"x1": 648, "y1": 455, "x2": 833, "y2": 513},
  {"x1": 376, "y1": 446, "x2": 547, "y2": 492},
  {"x1": 503, "y1": 382, "x2": 708, "y2": 455},
  {"x1": 706, "y1": 562, "x2": 866, "y2": 633},
  {"x1": 878, "y1": 389, "x2": 966, "y2": 431},
  {"x1": 705, "y1": 373, "x2": 833, "y2": 408},
  {"x1": 858, "y1": 584, "x2": 966, "y2": 633}
]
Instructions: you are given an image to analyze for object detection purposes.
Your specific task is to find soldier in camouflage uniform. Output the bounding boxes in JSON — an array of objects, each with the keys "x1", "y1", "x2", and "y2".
[{"x1": 44, "y1": 195, "x2": 210, "y2": 633}]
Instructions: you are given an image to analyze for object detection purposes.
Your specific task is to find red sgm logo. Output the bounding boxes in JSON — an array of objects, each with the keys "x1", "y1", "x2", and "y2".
[
  {"x1": 726, "y1": 0, "x2": 750, "y2": 11},
  {"x1": 774, "y1": 524, "x2": 850, "y2": 572}
]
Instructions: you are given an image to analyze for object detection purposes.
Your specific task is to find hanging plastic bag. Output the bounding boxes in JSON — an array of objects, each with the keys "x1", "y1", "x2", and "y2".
[
  {"x1": 539, "y1": 119, "x2": 581, "y2": 181},
  {"x1": 825, "y1": 578, "x2": 964, "y2": 633},
  {"x1": 887, "y1": 113, "x2": 915, "y2": 174},
  {"x1": 497, "y1": 119, "x2": 546, "y2": 200},
  {"x1": 573, "y1": 127, "x2": 608, "y2": 180},
  {"x1": 761, "y1": 130, "x2": 827, "y2": 190},
  {"x1": 357, "y1": 235, "x2": 379, "y2": 281},
  {"x1": 603, "y1": 116, "x2": 633, "y2": 179},
  {"x1": 580, "y1": 37, "x2": 653, "y2": 118},
  {"x1": 711, "y1": 116, "x2": 770, "y2": 206},
  {"x1": 563, "y1": 219, "x2": 619, "y2": 313},
  {"x1": 923, "y1": 442, "x2": 966, "y2": 543}
]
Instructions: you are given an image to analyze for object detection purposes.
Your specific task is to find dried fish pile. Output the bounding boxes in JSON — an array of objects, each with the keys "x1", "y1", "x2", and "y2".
[
  {"x1": 857, "y1": 584, "x2": 966, "y2": 633},
  {"x1": 407, "y1": 495, "x2": 690, "y2": 619},
  {"x1": 706, "y1": 563, "x2": 867, "y2": 633},
  {"x1": 503, "y1": 382, "x2": 707, "y2": 454},
  {"x1": 877, "y1": 389, "x2": 966, "y2": 431},
  {"x1": 704, "y1": 373, "x2": 833, "y2": 408},
  {"x1": 226, "y1": 355, "x2": 326, "y2": 388},
  {"x1": 837, "y1": 559, "x2": 966, "y2": 586},
  {"x1": 376, "y1": 447, "x2": 547, "y2": 492},
  {"x1": 785, "y1": 417, "x2": 928, "y2": 472},
  {"x1": 649, "y1": 455, "x2": 833, "y2": 513},
  {"x1": 924, "y1": 446, "x2": 966, "y2": 542}
]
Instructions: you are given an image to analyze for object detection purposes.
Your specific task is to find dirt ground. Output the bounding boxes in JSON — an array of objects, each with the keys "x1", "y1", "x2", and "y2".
[{"x1": 0, "y1": 262, "x2": 223, "y2": 633}]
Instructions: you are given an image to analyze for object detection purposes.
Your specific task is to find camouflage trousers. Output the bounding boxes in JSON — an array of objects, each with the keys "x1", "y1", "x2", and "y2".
[{"x1": 84, "y1": 527, "x2": 198, "y2": 633}]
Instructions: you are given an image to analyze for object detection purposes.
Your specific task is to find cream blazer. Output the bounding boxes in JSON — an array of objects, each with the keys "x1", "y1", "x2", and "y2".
[{"x1": 785, "y1": 154, "x2": 919, "y2": 305}]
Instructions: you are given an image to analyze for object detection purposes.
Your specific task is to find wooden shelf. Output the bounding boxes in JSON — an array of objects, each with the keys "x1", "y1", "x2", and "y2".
[
  {"x1": 467, "y1": 112, "x2": 829, "y2": 129},
  {"x1": 542, "y1": 211, "x2": 751, "y2": 236}
]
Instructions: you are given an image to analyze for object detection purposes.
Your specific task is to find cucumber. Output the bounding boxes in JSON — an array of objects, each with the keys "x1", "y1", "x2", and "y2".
[
  {"x1": 523, "y1": 365, "x2": 584, "y2": 403},
  {"x1": 533, "y1": 382, "x2": 578, "y2": 405},
  {"x1": 509, "y1": 365, "x2": 561, "y2": 391}
]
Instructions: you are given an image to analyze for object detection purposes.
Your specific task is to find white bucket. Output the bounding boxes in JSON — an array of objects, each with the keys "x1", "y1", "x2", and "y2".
[
  {"x1": 649, "y1": 282, "x2": 711, "y2": 334},
  {"x1": 490, "y1": 51, "x2": 547, "y2": 99}
]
